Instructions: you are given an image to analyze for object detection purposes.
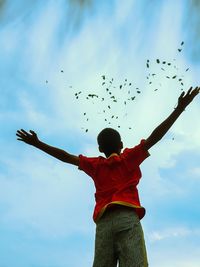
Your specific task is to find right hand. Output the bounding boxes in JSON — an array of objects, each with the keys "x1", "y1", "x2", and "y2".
[{"x1": 16, "y1": 129, "x2": 40, "y2": 146}]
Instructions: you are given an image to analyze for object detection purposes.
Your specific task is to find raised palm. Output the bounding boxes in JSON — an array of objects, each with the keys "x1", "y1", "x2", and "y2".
[{"x1": 16, "y1": 129, "x2": 39, "y2": 145}]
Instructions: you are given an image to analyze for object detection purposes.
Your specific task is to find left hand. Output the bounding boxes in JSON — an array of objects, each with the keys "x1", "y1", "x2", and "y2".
[{"x1": 177, "y1": 87, "x2": 200, "y2": 110}]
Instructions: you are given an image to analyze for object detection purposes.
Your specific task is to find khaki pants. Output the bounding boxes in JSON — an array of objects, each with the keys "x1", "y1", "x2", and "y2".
[{"x1": 92, "y1": 206, "x2": 148, "y2": 267}]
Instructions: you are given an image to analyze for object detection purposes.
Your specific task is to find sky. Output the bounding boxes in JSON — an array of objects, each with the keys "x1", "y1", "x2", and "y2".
[{"x1": 0, "y1": 0, "x2": 200, "y2": 266}]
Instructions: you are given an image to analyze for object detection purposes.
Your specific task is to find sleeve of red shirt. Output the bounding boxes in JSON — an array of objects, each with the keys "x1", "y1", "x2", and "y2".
[
  {"x1": 123, "y1": 139, "x2": 150, "y2": 167},
  {"x1": 78, "y1": 155, "x2": 99, "y2": 178}
]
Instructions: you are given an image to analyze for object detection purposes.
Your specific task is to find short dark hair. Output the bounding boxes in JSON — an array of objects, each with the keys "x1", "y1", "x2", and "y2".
[{"x1": 97, "y1": 128, "x2": 121, "y2": 157}]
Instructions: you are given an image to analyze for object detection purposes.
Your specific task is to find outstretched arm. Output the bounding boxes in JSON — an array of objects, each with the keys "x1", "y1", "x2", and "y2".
[
  {"x1": 143, "y1": 87, "x2": 200, "y2": 151},
  {"x1": 16, "y1": 129, "x2": 80, "y2": 166}
]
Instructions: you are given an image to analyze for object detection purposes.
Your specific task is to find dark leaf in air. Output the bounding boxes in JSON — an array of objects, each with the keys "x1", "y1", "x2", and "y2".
[
  {"x1": 102, "y1": 75, "x2": 105, "y2": 80},
  {"x1": 178, "y1": 49, "x2": 182, "y2": 52},
  {"x1": 120, "y1": 85, "x2": 122, "y2": 89},
  {"x1": 181, "y1": 41, "x2": 184, "y2": 46},
  {"x1": 61, "y1": 70, "x2": 64, "y2": 72},
  {"x1": 137, "y1": 90, "x2": 141, "y2": 94},
  {"x1": 186, "y1": 68, "x2": 189, "y2": 71},
  {"x1": 172, "y1": 75, "x2": 177, "y2": 79},
  {"x1": 156, "y1": 59, "x2": 160, "y2": 63},
  {"x1": 102, "y1": 82, "x2": 105, "y2": 85},
  {"x1": 129, "y1": 83, "x2": 132, "y2": 86},
  {"x1": 162, "y1": 61, "x2": 166, "y2": 64}
]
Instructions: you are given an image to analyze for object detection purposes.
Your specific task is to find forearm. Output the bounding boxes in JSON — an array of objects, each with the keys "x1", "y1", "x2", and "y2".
[
  {"x1": 34, "y1": 141, "x2": 70, "y2": 162},
  {"x1": 149, "y1": 106, "x2": 184, "y2": 143}
]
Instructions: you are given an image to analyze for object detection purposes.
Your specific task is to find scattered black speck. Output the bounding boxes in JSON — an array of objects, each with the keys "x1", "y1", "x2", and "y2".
[
  {"x1": 156, "y1": 59, "x2": 160, "y2": 63},
  {"x1": 178, "y1": 49, "x2": 182, "y2": 52}
]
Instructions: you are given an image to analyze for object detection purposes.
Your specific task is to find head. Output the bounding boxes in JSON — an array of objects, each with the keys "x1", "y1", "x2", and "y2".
[{"x1": 97, "y1": 128, "x2": 123, "y2": 158}]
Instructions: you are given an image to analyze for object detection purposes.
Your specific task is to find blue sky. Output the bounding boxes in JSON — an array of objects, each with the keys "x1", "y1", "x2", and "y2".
[{"x1": 0, "y1": 0, "x2": 200, "y2": 266}]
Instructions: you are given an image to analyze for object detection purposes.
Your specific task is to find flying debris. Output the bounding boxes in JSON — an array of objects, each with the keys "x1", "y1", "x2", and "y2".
[
  {"x1": 124, "y1": 101, "x2": 126, "y2": 105},
  {"x1": 118, "y1": 126, "x2": 120, "y2": 128},
  {"x1": 120, "y1": 85, "x2": 122, "y2": 89},
  {"x1": 166, "y1": 76, "x2": 170, "y2": 79},
  {"x1": 162, "y1": 61, "x2": 166, "y2": 64},
  {"x1": 88, "y1": 94, "x2": 98, "y2": 98},
  {"x1": 102, "y1": 82, "x2": 105, "y2": 85},
  {"x1": 146, "y1": 59, "x2": 149, "y2": 68},
  {"x1": 152, "y1": 74, "x2": 156, "y2": 76},
  {"x1": 181, "y1": 41, "x2": 184, "y2": 46},
  {"x1": 172, "y1": 75, "x2": 177, "y2": 79},
  {"x1": 129, "y1": 83, "x2": 132, "y2": 86},
  {"x1": 84, "y1": 112, "x2": 86, "y2": 115},
  {"x1": 167, "y1": 63, "x2": 171, "y2": 65},
  {"x1": 61, "y1": 70, "x2": 64, "y2": 73},
  {"x1": 178, "y1": 49, "x2": 182, "y2": 52},
  {"x1": 108, "y1": 105, "x2": 111, "y2": 109},
  {"x1": 137, "y1": 90, "x2": 141, "y2": 94},
  {"x1": 186, "y1": 68, "x2": 189, "y2": 72},
  {"x1": 102, "y1": 97, "x2": 104, "y2": 101},
  {"x1": 129, "y1": 127, "x2": 132, "y2": 130},
  {"x1": 156, "y1": 59, "x2": 160, "y2": 63},
  {"x1": 102, "y1": 75, "x2": 105, "y2": 80},
  {"x1": 154, "y1": 89, "x2": 158, "y2": 91},
  {"x1": 113, "y1": 100, "x2": 117, "y2": 102},
  {"x1": 46, "y1": 80, "x2": 48, "y2": 83},
  {"x1": 86, "y1": 129, "x2": 88, "y2": 132},
  {"x1": 131, "y1": 97, "x2": 135, "y2": 100},
  {"x1": 161, "y1": 68, "x2": 165, "y2": 71}
]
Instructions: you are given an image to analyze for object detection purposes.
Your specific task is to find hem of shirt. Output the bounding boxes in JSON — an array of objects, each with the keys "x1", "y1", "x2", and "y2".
[{"x1": 95, "y1": 201, "x2": 145, "y2": 222}]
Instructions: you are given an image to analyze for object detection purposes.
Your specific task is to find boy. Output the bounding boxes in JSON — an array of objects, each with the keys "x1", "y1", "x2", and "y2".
[{"x1": 16, "y1": 87, "x2": 199, "y2": 267}]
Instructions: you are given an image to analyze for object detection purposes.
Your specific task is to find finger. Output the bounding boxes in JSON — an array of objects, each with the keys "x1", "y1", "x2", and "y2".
[
  {"x1": 179, "y1": 91, "x2": 185, "y2": 98},
  {"x1": 17, "y1": 138, "x2": 24, "y2": 141},
  {"x1": 186, "y1": 87, "x2": 193, "y2": 95},
  {"x1": 29, "y1": 130, "x2": 36, "y2": 136},
  {"x1": 20, "y1": 129, "x2": 29, "y2": 136},
  {"x1": 16, "y1": 132, "x2": 25, "y2": 138}
]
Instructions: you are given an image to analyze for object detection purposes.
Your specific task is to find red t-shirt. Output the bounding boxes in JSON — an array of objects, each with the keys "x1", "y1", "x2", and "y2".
[{"x1": 78, "y1": 139, "x2": 150, "y2": 223}]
